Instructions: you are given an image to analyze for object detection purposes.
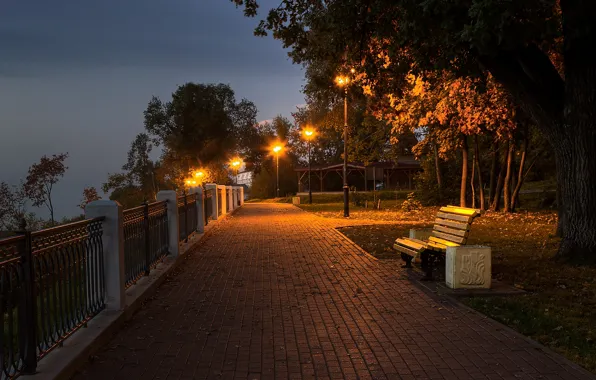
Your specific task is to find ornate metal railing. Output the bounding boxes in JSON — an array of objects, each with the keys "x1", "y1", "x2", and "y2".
[
  {"x1": 204, "y1": 190, "x2": 212, "y2": 225},
  {"x1": 217, "y1": 188, "x2": 223, "y2": 217},
  {"x1": 0, "y1": 235, "x2": 27, "y2": 379},
  {"x1": 123, "y1": 201, "x2": 168, "y2": 288},
  {"x1": 177, "y1": 194, "x2": 197, "y2": 243},
  {"x1": 0, "y1": 217, "x2": 105, "y2": 378}
]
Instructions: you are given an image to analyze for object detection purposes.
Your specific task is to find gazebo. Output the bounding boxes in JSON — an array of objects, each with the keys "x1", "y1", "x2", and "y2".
[{"x1": 295, "y1": 156, "x2": 421, "y2": 193}]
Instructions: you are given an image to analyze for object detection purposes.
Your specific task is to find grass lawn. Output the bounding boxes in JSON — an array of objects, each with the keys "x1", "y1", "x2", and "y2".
[{"x1": 299, "y1": 201, "x2": 596, "y2": 373}]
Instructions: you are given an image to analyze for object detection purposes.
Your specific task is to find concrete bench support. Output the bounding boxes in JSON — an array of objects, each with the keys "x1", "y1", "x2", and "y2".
[{"x1": 446, "y1": 246, "x2": 491, "y2": 289}]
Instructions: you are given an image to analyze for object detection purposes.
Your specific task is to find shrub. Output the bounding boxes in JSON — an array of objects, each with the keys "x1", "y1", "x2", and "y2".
[{"x1": 401, "y1": 192, "x2": 423, "y2": 212}]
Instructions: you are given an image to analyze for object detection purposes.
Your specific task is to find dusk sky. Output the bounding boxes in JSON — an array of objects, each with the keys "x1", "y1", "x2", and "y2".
[{"x1": 0, "y1": 0, "x2": 305, "y2": 220}]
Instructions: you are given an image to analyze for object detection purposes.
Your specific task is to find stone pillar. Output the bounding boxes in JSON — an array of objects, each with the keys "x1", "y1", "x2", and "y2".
[
  {"x1": 218, "y1": 185, "x2": 227, "y2": 216},
  {"x1": 157, "y1": 190, "x2": 180, "y2": 257},
  {"x1": 240, "y1": 187, "x2": 244, "y2": 205},
  {"x1": 226, "y1": 185, "x2": 233, "y2": 212},
  {"x1": 85, "y1": 200, "x2": 125, "y2": 311},
  {"x1": 193, "y1": 187, "x2": 205, "y2": 233},
  {"x1": 233, "y1": 187, "x2": 238, "y2": 208},
  {"x1": 205, "y1": 183, "x2": 218, "y2": 219}
]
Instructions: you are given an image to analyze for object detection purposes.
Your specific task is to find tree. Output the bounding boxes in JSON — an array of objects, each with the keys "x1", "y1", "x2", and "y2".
[
  {"x1": 79, "y1": 187, "x2": 102, "y2": 210},
  {"x1": 23, "y1": 153, "x2": 68, "y2": 225},
  {"x1": 0, "y1": 182, "x2": 25, "y2": 231},
  {"x1": 233, "y1": 0, "x2": 596, "y2": 262},
  {"x1": 143, "y1": 83, "x2": 258, "y2": 187}
]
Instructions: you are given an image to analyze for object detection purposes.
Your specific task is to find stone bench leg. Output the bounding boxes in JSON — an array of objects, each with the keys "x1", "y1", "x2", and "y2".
[{"x1": 446, "y1": 246, "x2": 492, "y2": 289}]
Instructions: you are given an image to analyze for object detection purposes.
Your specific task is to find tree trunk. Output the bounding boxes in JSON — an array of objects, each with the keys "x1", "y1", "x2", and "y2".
[
  {"x1": 503, "y1": 142, "x2": 515, "y2": 212},
  {"x1": 488, "y1": 140, "x2": 499, "y2": 203},
  {"x1": 511, "y1": 133, "x2": 529, "y2": 211},
  {"x1": 479, "y1": 1, "x2": 596, "y2": 262},
  {"x1": 490, "y1": 141, "x2": 508, "y2": 211},
  {"x1": 433, "y1": 142, "x2": 442, "y2": 192},
  {"x1": 474, "y1": 136, "x2": 485, "y2": 211},
  {"x1": 460, "y1": 135, "x2": 468, "y2": 208}
]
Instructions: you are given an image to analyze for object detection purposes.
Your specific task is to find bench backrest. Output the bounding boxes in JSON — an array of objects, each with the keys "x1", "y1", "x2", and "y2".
[{"x1": 430, "y1": 205, "x2": 481, "y2": 247}]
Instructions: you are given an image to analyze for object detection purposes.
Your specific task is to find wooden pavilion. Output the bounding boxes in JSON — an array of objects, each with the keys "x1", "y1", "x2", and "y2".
[{"x1": 295, "y1": 156, "x2": 421, "y2": 192}]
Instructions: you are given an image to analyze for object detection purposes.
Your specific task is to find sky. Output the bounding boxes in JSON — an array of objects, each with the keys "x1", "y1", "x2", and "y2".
[{"x1": 0, "y1": 0, "x2": 306, "y2": 220}]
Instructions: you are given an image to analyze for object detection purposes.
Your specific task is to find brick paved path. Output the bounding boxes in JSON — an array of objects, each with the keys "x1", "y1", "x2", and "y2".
[{"x1": 74, "y1": 203, "x2": 593, "y2": 380}]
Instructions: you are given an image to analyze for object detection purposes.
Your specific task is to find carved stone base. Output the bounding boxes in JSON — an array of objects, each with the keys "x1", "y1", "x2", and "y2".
[
  {"x1": 409, "y1": 228, "x2": 432, "y2": 264},
  {"x1": 445, "y1": 246, "x2": 491, "y2": 289}
]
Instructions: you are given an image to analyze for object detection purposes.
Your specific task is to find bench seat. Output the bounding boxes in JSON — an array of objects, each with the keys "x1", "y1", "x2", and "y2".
[{"x1": 393, "y1": 205, "x2": 481, "y2": 280}]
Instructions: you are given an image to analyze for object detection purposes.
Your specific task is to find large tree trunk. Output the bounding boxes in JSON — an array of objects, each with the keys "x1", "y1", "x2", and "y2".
[
  {"x1": 433, "y1": 142, "x2": 442, "y2": 192},
  {"x1": 474, "y1": 136, "x2": 485, "y2": 211},
  {"x1": 511, "y1": 133, "x2": 529, "y2": 211},
  {"x1": 460, "y1": 135, "x2": 468, "y2": 207},
  {"x1": 479, "y1": 1, "x2": 596, "y2": 262},
  {"x1": 488, "y1": 140, "x2": 499, "y2": 203},
  {"x1": 490, "y1": 141, "x2": 508, "y2": 211},
  {"x1": 503, "y1": 142, "x2": 515, "y2": 212}
]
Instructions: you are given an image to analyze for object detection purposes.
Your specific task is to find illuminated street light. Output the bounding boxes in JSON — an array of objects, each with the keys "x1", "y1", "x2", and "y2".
[
  {"x1": 272, "y1": 145, "x2": 283, "y2": 197},
  {"x1": 335, "y1": 70, "x2": 355, "y2": 218},
  {"x1": 302, "y1": 127, "x2": 316, "y2": 204},
  {"x1": 194, "y1": 170, "x2": 204, "y2": 178},
  {"x1": 230, "y1": 159, "x2": 242, "y2": 184}
]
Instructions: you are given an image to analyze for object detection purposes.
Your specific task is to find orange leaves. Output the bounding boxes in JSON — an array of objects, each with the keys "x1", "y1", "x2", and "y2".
[{"x1": 374, "y1": 71, "x2": 518, "y2": 156}]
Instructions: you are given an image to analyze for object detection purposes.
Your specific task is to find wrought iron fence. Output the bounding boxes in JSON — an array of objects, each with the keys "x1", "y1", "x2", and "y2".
[
  {"x1": 123, "y1": 201, "x2": 169, "y2": 288},
  {"x1": 177, "y1": 194, "x2": 197, "y2": 243},
  {"x1": 217, "y1": 188, "x2": 223, "y2": 217},
  {"x1": 0, "y1": 217, "x2": 105, "y2": 378},
  {"x1": 204, "y1": 189, "x2": 212, "y2": 225}
]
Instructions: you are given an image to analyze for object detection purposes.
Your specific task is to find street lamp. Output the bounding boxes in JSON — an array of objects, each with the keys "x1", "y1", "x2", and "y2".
[
  {"x1": 230, "y1": 160, "x2": 242, "y2": 184},
  {"x1": 272, "y1": 145, "x2": 283, "y2": 198},
  {"x1": 335, "y1": 71, "x2": 354, "y2": 218},
  {"x1": 302, "y1": 127, "x2": 316, "y2": 204}
]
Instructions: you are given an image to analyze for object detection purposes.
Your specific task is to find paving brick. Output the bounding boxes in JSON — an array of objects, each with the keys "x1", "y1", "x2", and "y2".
[{"x1": 73, "y1": 204, "x2": 595, "y2": 380}]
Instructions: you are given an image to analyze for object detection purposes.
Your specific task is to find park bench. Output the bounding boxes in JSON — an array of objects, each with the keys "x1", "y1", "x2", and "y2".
[{"x1": 393, "y1": 205, "x2": 482, "y2": 281}]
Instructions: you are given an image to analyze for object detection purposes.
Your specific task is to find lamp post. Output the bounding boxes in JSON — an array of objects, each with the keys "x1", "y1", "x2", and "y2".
[
  {"x1": 273, "y1": 145, "x2": 282, "y2": 198},
  {"x1": 335, "y1": 70, "x2": 354, "y2": 218},
  {"x1": 231, "y1": 160, "x2": 241, "y2": 184},
  {"x1": 302, "y1": 127, "x2": 315, "y2": 204}
]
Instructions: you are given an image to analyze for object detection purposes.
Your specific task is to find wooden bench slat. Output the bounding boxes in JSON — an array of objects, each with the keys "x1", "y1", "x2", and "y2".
[
  {"x1": 408, "y1": 238, "x2": 428, "y2": 246},
  {"x1": 433, "y1": 224, "x2": 468, "y2": 238},
  {"x1": 432, "y1": 230, "x2": 467, "y2": 244},
  {"x1": 447, "y1": 205, "x2": 482, "y2": 215},
  {"x1": 393, "y1": 243, "x2": 419, "y2": 257},
  {"x1": 436, "y1": 212, "x2": 473, "y2": 223},
  {"x1": 429, "y1": 236, "x2": 461, "y2": 247},
  {"x1": 395, "y1": 238, "x2": 426, "y2": 251},
  {"x1": 426, "y1": 241, "x2": 448, "y2": 252},
  {"x1": 434, "y1": 218, "x2": 470, "y2": 231},
  {"x1": 440, "y1": 206, "x2": 478, "y2": 217}
]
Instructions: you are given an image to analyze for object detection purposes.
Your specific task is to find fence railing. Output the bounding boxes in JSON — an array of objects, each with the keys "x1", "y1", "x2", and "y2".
[
  {"x1": 0, "y1": 184, "x2": 242, "y2": 379},
  {"x1": 0, "y1": 217, "x2": 105, "y2": 378},
  {"x1": 204, "y1": 190, "x2": 212, "y2": 225},
  {"x1": 123, "y1": 201, "x2": 169, "y2": 289},
  {"x1": 177, "y1": 193, "x2": 196, "y2": 243}
]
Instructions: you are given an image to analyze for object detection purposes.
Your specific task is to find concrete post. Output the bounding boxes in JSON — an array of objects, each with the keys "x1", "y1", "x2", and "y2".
[
  {"x1": 194, "y1": 187, "x2": 205, "y2": 233},
  {"x1": 240, "y1": 187, "x2": 244, "y2": 205},
  {"x1": 218, "y1": 185, "x2": 227, "y2": 216},
  {"x1": 205, "y1": 183, "x2": 218, "y2": 219},
  {"x1": 85, "y1": 200, "x2": 125, "y2": 311},
  {"x1": 157, "y1": 190, "x2": 179, "y2": 257},
  {"x1": 227, "y1": 186, "x2": 233, "y2": 212}
]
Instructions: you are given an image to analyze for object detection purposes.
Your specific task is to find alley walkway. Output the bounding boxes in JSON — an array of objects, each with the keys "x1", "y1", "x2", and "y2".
[{"x1": 74, "y1": 203, "x2": 593, "y2": 380}]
